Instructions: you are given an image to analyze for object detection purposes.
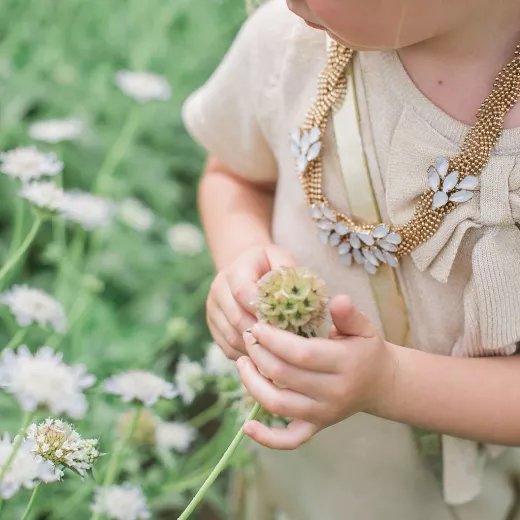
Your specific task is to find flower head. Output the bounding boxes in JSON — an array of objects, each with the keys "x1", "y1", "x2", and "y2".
[
  {"x1": 291, "y1": 126, "x2": 322, "y2": 174},
  {"x1": 155, "y1": 421, "x2": 196, "y2": 453},
  {"x1": 166, "y1": 223, "x2": 204, "y2": 255},
  {"x1": 61, "y1": 191, "x2": 115, "y2": 230},
  {"x1": 118, "y1": 198, "x2": 154, "y2": 231},
  {"x1": 29, "y1": 118, "x2": 83, "y2": 143},
  {"x1": 174, "y1": 356, "x2": 205, "y2": 405},
  {"x1": 253, "y1": 267, "x2": 328, "y2": 335},
  {"x1": 0, "y1": 146, "x2": 63, "y2": 182},
  {"x1": 204, "y1": 342, "x2": 236, "y2": 377},
  {"x1": 0, "y1": 346, "x2": 95, "y2": 418},
  {"x1": 103, "y1": 370, "x2": 177, "y2": 407},
  {"x1": 0, "y1": 285, "x2": 66, "y2": 333},
  {"x1": 117, "y1": 409, "x2": 157, "y2": 446},
  {"x1": 115, "y1": 70, "x2": 171, "y2": 103},
  {"x1": 91, "y1": 483, "x2": 151, "y2": 520},
  {"x1": 27, "y1": 419, "x2": 100, "y2": 477},
  {"x1": 19, "y1": 181, "x2": 66, "y2": 213},
  {"x1": 0, "y1": 433, "x2": 60, "y2": 499}
]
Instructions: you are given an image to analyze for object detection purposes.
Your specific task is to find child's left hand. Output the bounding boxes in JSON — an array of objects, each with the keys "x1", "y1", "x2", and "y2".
[{"x1": 237, "y1": 295, "x2": 398, "y2": 449}]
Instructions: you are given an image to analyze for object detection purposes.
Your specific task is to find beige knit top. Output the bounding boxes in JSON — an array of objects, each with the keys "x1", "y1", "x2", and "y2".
[{"x1": 183, "y1": 0, "x2": 520, "y2": 515}]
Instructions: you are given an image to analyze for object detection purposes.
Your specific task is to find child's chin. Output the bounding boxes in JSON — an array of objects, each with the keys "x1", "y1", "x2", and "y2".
[{"x1": 327, "y1": 31, "x2": 395, "y2": 52}]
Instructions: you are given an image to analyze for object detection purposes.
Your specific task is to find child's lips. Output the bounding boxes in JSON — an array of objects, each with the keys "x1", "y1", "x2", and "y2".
[
  {"x1": 304, "y1": 20, "x2": 326, "y2": 31},
  {"x1": 286, "y1": 0, "x2": 326, "y2": 31}
]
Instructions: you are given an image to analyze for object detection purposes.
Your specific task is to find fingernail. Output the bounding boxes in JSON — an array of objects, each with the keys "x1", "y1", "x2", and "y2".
[
  {"x1": 236, "y1": 357, "x2": 246, "y2": 369},
  {"x1": 252, "y1": 323, "x2": 263, "y2": 336}
]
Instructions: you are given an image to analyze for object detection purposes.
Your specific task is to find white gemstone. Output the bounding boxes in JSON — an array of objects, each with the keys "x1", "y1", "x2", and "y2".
[
  {"x1": 434, "y1": 157, "x2": 449, "y2": 178},
  {"x1": 457, "y1": 175, "x2": 478, "y2": 191},
  {"x1": 321, "y1": 206, "x2": 337, "y2": 222},
  {"x1": 340, "y1": 252, "x2": 352, "y2": 267},
  {"x1": 291, "y1": 142, "x2": 300, "y2": 158},
  {"x1": 306, "y1": 141, "x2": 321, "y2": 162},
  {"x1": 358, "y1": 233, "x2": 375, "y2": 246},
  {"x1": 442, "y1": 171, "x2": 459, "y2": 193},
  {"x1": 362, "y1": 248, "x2": 380, "y2": 267},
  {"x1": 372, "y1": 224, "x2": 389, "y2": 239},
  {"x1": 309, "y1": 206, "x2": 323, "y2": 220},
  {"x1": 432, "y1": 190, "x2": 449, "y2": 209},
  {"x1": 428, "y1": 166, "x2": 440, "y2": 191},
  {"x1": 329, "y1": 232, "x2": 341, "y2": 247},
  {"x1": 384, "y1": 252, "x2": 399, "y2": 267},
  {"x1": 386, "y1": 232, "x2": 402, "y2": 245},
  {"x1": 300, "y1": 133, "x2": 310, "y2": 155},
  {"x1": 318, "y1": 230, "x2": 330, "y2": 245},
  {"x1": 334, "y1": 222, "x2": 349, "y2": 235},
  {"x1": 449, "y1": 190, "x2": 474, "y2": 203},
  {"x1": 338, "y1": 242, "x2": 352, "y2": 255},
  {"x1": 297, "y1": 156, "x2": 308, "y2": 173},
  {"x1": 373, "y1": 247, "x2": 386, "y2": 263},
  {"x1": 378, "y1": 240, "x2": 398, "y2": 253},
  {"x1": 349, "y1": 233, "x2": 361, "y2": 249},
  {"x1": 353, "y1": 249, "x2": 364, "y2": 264},
  {"x1": 290, "y1": 128, "x2": 300, "y2": 144},
  {"x1": 308, "y1": 126, "x2": 321, "y2": 144},
  {"x1": 363, "y1": 260, "x2": 378, "y2": 275},
  {"x1": 317, "y1": 219, "x2": 334, "y2": 231}
]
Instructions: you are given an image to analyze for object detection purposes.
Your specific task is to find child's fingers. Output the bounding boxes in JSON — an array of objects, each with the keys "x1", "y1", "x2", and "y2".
[
  {"x1": 218, "y1": 284, "x2": 257, "y2": 334},
  {"x1": 237, "y1": 356, "x2": 319, "y2": 421},
  {"x1": 207, "y1": 309, "x2": 245, "y2": 359},
  {"x1": 251, "y1": 324, "x2": 340, "y2": 372},
  {"x1": 243, "y1": 418, "x2": 318, "y2": 450},
  {"x1": 244, "y1": 332, "x2": 333, "y2": 399},
  {"x1": 330, "y1": 295, "x2": 377, "y2": 339}
]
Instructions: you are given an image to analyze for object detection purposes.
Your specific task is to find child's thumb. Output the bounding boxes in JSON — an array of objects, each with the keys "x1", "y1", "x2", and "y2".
[
  {"x1": 265, "y1": 245, "x2": 298, "y2": 270},
  {"x1": 330, "y1": 295, "x2": 376, "y2": 339}
]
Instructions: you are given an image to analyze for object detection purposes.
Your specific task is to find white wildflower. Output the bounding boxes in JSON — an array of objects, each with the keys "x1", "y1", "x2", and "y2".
[
  {"x1": 0, "y1": 433, "x2": 60, "y2": 499},
  {"x1": 61, "y1": 190, "x2": 115, "y2": 230},
  {"x1": 0, "y1": 346, "x2": 95, "y2": 418},
  {"x1": 0, "y1": 285, "x2": 66, "y2": 333},
  {"x1": 204, "y1": 342, "x2": 236, "y2": 377},
  {"x1": 19, "y1": 181, "x2": 66, "y2": 212},
  {"x1": 27, "y1": 419, "x2": 99, "y2": 477},
  {"x1": 118, "y1": 198, "x2": 154, "y2": 231},
  {"x1": 29, "y1": 118, "x2": 83, "y2": 144},
  {"x1": 155, "y1": 421, "x2": 196, "y2": 453},
  {"x1": 91, "y1": 483, "x2": 151, "y2": 520},
  {"x1": 0, "y1": 146, "x2": 63, "y2": 182},
  {"x1": 103, "y1": 370, "x2": 177, "y2": 407},
  {"x1": 166, "y1": 223, "x2": 204, "y2": 255},
  {"x1": 115, "y1": 70, "x2": 171, "y2": 103},
  {"x1": 174, "y1": 356, "x2": 205, "y2": 405}
]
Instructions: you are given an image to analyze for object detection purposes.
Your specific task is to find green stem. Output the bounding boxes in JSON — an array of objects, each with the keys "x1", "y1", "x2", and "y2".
[
  {"x1": 0, "y1": 411, "x2": 34, "y2": 482},
  {"x1": 177, "y1": 402, "x2": 261, "y2": 520},
  {"x1": 20, "y1": 484, "x2": 40, "y2": 520},
  {"x1": 4, "y1": 197, "x2": 25, "y2": 288},
  {"x1": 90, "y1": 407, "x2": 141, "y2": 520},
  {"x1": 189, "y1": 400, "x2": 226, "y2": 429},
  {"x1": 0, "y1": 218, "x2": 42, "y2": 285},
  {"x1": 4, "y1": 329, "x2": 27, "y2": 350}
]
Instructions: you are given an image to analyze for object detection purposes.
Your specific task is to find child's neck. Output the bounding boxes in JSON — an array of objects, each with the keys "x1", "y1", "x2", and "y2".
[{"x1": 398, "y1": 4, "x2": 520, "y2": 129}]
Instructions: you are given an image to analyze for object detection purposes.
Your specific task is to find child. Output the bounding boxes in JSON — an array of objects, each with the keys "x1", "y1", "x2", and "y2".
[{"x1": 183, "y1": 0, "x2": 520, "y2": 518}]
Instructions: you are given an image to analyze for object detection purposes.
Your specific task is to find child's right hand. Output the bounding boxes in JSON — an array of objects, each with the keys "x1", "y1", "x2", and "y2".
[{"x1": 207, "y1": 245, "x2": 297, "y2": 360}]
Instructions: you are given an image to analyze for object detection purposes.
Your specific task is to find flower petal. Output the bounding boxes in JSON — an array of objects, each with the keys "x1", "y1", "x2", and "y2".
[
  {"x1": 449, "y1": 190, "x2": 474, "y2": 203},
  {"x1": 434, "y1": 157, "x2": 449, "y2": 178},
  {"x1": 334, "y1": 221, "x2": 349, "y2": 235},
  {"x1": 321, "y1": 206, "x2": 337, "y2": 222},
  {"x1": 306, "y1": 141, "x2": 322, "y2": 162},
  {"x1": 338, "y1": 242, "x2": 352, "y2": 255},
  {"x1": 362, "y1": 248, "x2": 380, "y2": 267},
  {"x1": 353, "y1": 249, "x2": 364, "y2": 264},
  {"x1": 428, "y1": 167, "x2": 440, "y2": 191},
  {"x1": 297, "y1": 156, "x2": 308, "y2": 174},
  {"x1": 432, "y1": 191, "x2": 449, "y2": 209},
  {"x1": 456, "y1": 175, "x2": 478, "y2": 191},
  {"x1": 363, "y1": 260, "x2": 378, "y2": 275},
  {"x1": 442, "y1": 171, "x2": 459, "y2": 193},
  {"x1": 358, "y1": 233, "x2": 375, "y2": 246},
  {"x1": 318, "y1": 230, "x2": 330, "y2": 245},
  {"x1": 349, "y1": 233, "x2": 361, "y2": 249},
  {"x1": 328, "y1": 232, "x2": 341, "y2": 247},
  {"x1": 308, "y1": 126, "x2": 321, "y2": 144},
  {"x1": 385, "y1": 232, "x2": 402, "y2": 245},
  {"x1": 372, "y1": 224, "x2": 389, "y2": 239},
  {"x1": 377, "y1": 240, "x2": 398, "y2": 253}
]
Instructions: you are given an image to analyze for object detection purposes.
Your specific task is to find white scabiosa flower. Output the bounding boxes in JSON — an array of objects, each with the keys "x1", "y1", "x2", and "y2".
[
  {"x1": 28, "y1": 118, "x2": 83, "y2": 144},
  {"x1": 204, "y1": 342, "x2": 236, "y2": 377},
  {"x1": 0, "y1": 433, "x2": 60, "y2": 499},
  {"x1": 27, "y1": 419, "x2": 99, "y2": 477},
  {"x1": 103, "y1": 370, "x2": 177, "y2": 407},
  {"x1": 0, "y1": 346, "x2": 95, "y2": 418},
  {"x1": 0, "y1": 146, "x2": 63, "y2": 182},
  {"x1": 19, "y1": 181, "x2": 66, "y2": 212},
  {"x1": 155, "y1": 421, "x2": 196, "y2": 453},
  {"x1": 166, "y1": 223, "x2": 204, "y2": 255},
  {"x1": 115, "y1": 70, "x2": 171, "y2": 103},
  {"x1": 118, "y1": 198, "x2": 154, "y2": 231},
  {"x1": 61, "y1": 191, "x2": 115, "y2": 230},
  {"x1": 174, "y1": 356, "x2": 205, "y2": 405},
  {"x1": 0, "y1": 285, "x2": 66, "y2": 333},
  {"x1": 91, "y1": 483, "x2": 151, "y2": 520}
]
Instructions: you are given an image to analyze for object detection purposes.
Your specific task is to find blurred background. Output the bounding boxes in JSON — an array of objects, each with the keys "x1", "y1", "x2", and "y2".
[{"x1": 0, "y1": 0, "x2": 251, "y2": 518}]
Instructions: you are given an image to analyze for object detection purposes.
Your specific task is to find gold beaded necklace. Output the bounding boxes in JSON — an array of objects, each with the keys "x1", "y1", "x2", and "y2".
[{"x1": 291, "y1": 40, "x2": 520, "y2": 274}]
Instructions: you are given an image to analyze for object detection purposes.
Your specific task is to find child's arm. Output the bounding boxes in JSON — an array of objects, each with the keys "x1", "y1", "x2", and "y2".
[
  {"x1": 200, "y1": 155, "x2": 296, "y2": 359},
  {"x1": 237, "y1": 295, "x2": 520, "y2": 449}
]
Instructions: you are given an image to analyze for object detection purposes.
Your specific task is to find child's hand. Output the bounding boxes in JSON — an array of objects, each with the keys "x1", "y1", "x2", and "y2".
[
  {"x1": 207, "y1": 245, "x2": 297, "y2": 360},
  {"x1": 238, "y1": 295, "x2": 398, "y2": 449}
]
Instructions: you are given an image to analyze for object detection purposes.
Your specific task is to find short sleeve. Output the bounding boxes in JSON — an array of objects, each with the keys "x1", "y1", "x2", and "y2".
[{"x1": 182, "y1": 0, "x2": 293, "y2": 183}]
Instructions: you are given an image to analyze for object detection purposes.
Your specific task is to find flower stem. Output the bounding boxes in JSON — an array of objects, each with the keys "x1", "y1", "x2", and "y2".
[
  {"x1": 3, "y1": 197, "x2": 25, "y2": 288},
  {"x1": 20, "y1": 484, "x2": 40, "y2": 520},
  {"x1": 0, "y1": 217, "x2": 42, "y2": 285},
  {"x1": 0, "y1": 411, "x2": 34, "y2": 483},
  {"x1": 90, "y1": 407, "x2": 141, "y2": 520},
  {"x1": 189, "y1": 400, "x2": 226, "y2": 429},
  {"x1": 4, "y1": 328, "x2": 27, "y2": 350},
  {"x1": 177, "y1": 402, "x2": 261, "y2": 520}
]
